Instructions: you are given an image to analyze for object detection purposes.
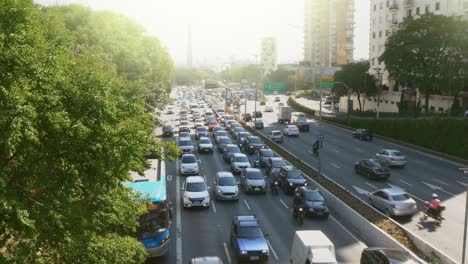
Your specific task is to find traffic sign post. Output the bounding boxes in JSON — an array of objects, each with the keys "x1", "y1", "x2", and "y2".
[
  {"x1": 315, "y1": 82, "x2": 334, "y2": 88},
  {"x1": 263, "y1": 82, "x2": 286, "y2": 94}
]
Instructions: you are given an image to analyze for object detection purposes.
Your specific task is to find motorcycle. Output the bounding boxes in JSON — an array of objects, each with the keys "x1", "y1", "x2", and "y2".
[
  {"x1": 420, "y1": 202, "x2": 445, "y2": 225},
  {"x1": 270, "y1": 181, "x2": 279, "y2": 195},
  {"x1": 293, "y1": 206, "x2": 305, "y2": 226}
]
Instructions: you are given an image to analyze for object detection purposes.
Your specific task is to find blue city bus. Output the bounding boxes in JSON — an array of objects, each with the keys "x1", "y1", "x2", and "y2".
[{"x1": 124, "y1": 160, "x2": 171, "y2": 258}]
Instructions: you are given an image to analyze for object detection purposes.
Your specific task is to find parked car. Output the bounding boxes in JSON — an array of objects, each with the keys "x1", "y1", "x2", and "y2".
[
  {"x1": 183, "y1": 176, "x2": 210, "y2": 208},
  {"x1": 179, "y1": 154, "x2": 199, "y2": 175},
  {"x1": 254, "y1": 119, "x2": 264, "y2": 129},
  {"x1": 240, "y1": 168, "x2": 267, "y2": 193},
  {"x1": 266, "y1": 157, "x2": 287, "y2": 177},
  {"x1": 230, "y1": 153, "x2": 251, "y2": 174},
  {"x1": 268, "y1": 130, "x2": 283, "y2": 143},
  {"x1": 230, "y1": 215, "x2": 269, "y2": 262},
  {"x1": 354, "y1": 159, "x2": 390, "y2": 180},
  {"x1": 375, "y1": 149, "x2": 407, "y2": 167},
  {"x1": 264, "y1": 106, "x2": 273, "y2": 112},
  {"x1": 197, "y1": 137, "x2": 214, "y2": 153},
  {"x1": 213, "y1": 171, "x2": 239, "y2": 201},
  {"x1": 195, "y1": 127, "x2": 208, "y2": 140},
  {"x1": 360, "y1": 247, "x2": 423, "y2": 264},
  {"x1": 256, "y1": 148, "x2": 274, "y2": 168},
  {"x1": 272, "y1": 166, "x2": 307, "y2": 194},
  {"x1": 217, "y1": 136, "x2": 233, "y2": 152},
  {"x1": 178, "y1": 139, "x2": 194, "y2": 156},
  {"x1": 283, "y1": 125, "x2": 299, "y2": 137},
  {"x1": 162, "y1": 125, "x2": 173, "y2": 137},
  {"x1": 294, "y1": 186, "x2": 329, "y2": 218},
  {"x1": 222, "y1": 144, "x2": 242, "y2": 163},
  {"x1": 367, "y1": 188, "x2": 417, "y2": 217},
  {"x1": 242, "y1": 113, "x2": 252, "y2": 122},
  {"x1": 353, "y1": 129, "x2": 373, "y2": 141},
  {"x1": 243, "y1": 136, "x2": 264, "y2": 154}
]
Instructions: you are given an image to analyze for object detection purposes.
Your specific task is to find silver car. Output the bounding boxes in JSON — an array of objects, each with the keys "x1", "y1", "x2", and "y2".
[
  {"x1": 230, "y1": 153, "x2": 251, "y2": 174},
  {"x1": 367, "y1": 188, "x2": 417, "y2": 216},
  {"x1": 179, "y1": 154, "x2": 199, "y2": 175},
  {"x1": 178, "y1": 139, "x2": 194, "y2": 155},
  {"x1": 197, "y1": 137, "x2": 213, "y2": 153},
  {"x1": 213, "y1": 172, "x2": 239, "y2": 200},
  {"x1": 376, "y1": 149, "x2": 407, "y2": 167}
]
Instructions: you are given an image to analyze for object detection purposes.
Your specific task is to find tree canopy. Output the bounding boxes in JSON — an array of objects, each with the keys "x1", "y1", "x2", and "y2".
[
  {"x1": 333, "y1": 61, "x2": 377, "y2": 111},
  {"x1": 380, "y1": 14, "x2": 468, "y2": 112},
  {"x1": 0, "y1": 1, "x2": 176, "y2": 263}
]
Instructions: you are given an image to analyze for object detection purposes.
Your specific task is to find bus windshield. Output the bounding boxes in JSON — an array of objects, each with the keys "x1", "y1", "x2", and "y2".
[{"x1": 137, "y1": 202, "x2": 169, "y2": 240}]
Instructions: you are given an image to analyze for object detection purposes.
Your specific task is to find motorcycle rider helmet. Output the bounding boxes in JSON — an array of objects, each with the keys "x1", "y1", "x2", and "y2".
[{"x1": 432, "y1": 193, "x2": 438, "y2": 198}]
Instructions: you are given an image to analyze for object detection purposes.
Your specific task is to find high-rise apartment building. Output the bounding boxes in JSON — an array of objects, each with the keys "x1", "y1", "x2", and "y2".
[
  {"x1": 369, "y1": 0, "x2": 468, "y2": 90},
  {"x1": 304, "y1": 0, "x2": 355, "y2": 68},
  {"x1": 260, "y1": 37, "x2": 277, "y2": 77}
]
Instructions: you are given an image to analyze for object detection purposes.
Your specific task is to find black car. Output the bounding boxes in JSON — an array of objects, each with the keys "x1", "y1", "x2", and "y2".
[
  {"x1": 243, "y1": 136, "x2": 264, "y2": 154},
  {"x1": 162, "y1": 125, "x2": 173, "y2": 137},
  {"x1": 236, "y1": 132, "x2": 251, "y2": 148},
  {"x1": 240, "y1": 168, "x2": 267, "y2": 193},
  {"x1": 295, "y1": 186, "x2": 329, "y2": 218},
  {"x1": 252, "y1": 111, "x2": 262, "y2": 118},
  {"x1": 256, "y1": 148, "x2": 274, "y2": 168},
  {"x1": 354, "y1": 159, "x2": 390, "y2": 180},
  {"x1": 295, "y1": 119, "x2": 309, "y2": 132},
  {"x1": 353, "y1": 129, "x2": 373, "y2": 141},
  {"x1": 195, "y1": 127, "x2": 208, "y2": 140},
  {"x1": 360, "y1": 247, "x2": 422, "y2": 264},
  {"x1": 242, "y1": 113, "x2": 252, "y2": 122},
  {"x1": 266, "y1": 157, "x2": 287, "y2": 177},
  {"x1": 273, "y1": 166, "x2": 307, "y2": 194},
  {"x1": 222, "y1": 144, "x2": 241, "y2": 163}
]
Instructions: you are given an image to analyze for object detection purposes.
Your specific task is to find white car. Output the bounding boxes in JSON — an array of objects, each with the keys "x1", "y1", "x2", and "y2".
[
  {"x1": 268, "y1": 130, "x2": 283, "y2": 143},
  {"x1": 178, "y1": 139, "x2": 194, "y2": 155},
  {"x1": 375, "y1": 149, "x2": 407, "y2": 167},
  {"x1": 230, "y1": 153, "x2": 251, "y2": 174},
  {"x1": 283, "y1": 125, "x2": 299, "y2": 137},
  {"x1": 264, "y1": 106, "x2": 273, "y2": 112},
  {"x1": 197, "y1": 137, "x2": 214, "y2": 153},
  {"x1": 179, "y1": 154, "x2": 199, "y2": 175},
  {"x1": 178, "y1": 132, "x2": 191, "y2": 141},
  {"x1": 183, "y1": 176, "x2": 210, "y2": 208},
  {"x1": 194, "y1": 119, "x2": 204, "y2": 128}
]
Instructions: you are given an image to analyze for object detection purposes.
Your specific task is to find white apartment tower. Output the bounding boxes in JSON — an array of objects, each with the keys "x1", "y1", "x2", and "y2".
[
  {"x1": 260, "y1": 37, "x2": 277, "y2": 77},
  {"x1": 304, "y1": 0, "x2": 355, "y2": 68},
  {"x1": 369, "y1": 0, "x2": 468, "y2": 90}
]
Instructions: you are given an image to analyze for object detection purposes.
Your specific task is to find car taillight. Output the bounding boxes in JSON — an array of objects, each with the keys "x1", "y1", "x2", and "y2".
[
  {"x1": 389, "y1": 158, "x2": 395, "y2": 161},
  {"x1": 391, "y1": 204, "x2": 397, "y2": 208}
]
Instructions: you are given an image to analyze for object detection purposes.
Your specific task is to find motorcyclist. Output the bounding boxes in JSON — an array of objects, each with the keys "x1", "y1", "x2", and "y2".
[
  {"x1": 312, "y1": 140, "x2": 319, "y2": 156},
  {"x1": 293, "y1": 192, "x2": 305, "y2": 215},
  {"x1": 427, "y1": 193, "x2": 441, "y2": 216},
  {"x1": 252, "y1": 149, "x2": 260, "y2": 167}
]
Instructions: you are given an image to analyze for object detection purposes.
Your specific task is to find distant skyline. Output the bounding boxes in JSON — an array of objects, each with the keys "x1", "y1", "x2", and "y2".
[{"x1": 34, "y1": 0, "x2": 370, "y2": 67}]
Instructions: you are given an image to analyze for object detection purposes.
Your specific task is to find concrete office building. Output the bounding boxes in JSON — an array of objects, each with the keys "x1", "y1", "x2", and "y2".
[
  {"x1": 260, "y1": 37, "x2": 277, "y2": 77},
  {"x1": 304, "y1": 0, "x2": 355, "y2": 68}
]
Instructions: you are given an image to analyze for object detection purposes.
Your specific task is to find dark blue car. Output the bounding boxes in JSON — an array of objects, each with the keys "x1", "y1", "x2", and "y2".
[{"x1": 230, "y1": 215, "x2": 269, "y2": 262}]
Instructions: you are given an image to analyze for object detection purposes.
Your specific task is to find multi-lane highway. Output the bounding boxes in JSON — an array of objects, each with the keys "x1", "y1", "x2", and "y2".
[
  {"x1": 241, "y1": 94, "x2": 467, "y2": 262},
  {"x1": 151, "y1": 91, "x2": 367, "y2": 264}
]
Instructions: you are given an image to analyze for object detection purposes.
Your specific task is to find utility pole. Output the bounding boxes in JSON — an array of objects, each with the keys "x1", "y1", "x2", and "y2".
[
  {"x1": 374, "y1": 67, "x2": 383, "y2": 119},
  {"x1": 461, "y1": 167, "x2": 468, "y2": 264}
]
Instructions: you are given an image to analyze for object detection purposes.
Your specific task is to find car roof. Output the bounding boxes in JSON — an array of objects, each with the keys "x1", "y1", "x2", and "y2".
[
  {"x1": 225, "y1": 144, "x2": 238, "y2": 148},
  {"x1": 181, "y1": 153, "x2": 196, "y2": 158},
  {"x1": 248, "y1": 135, "x2": 260, "y2": 139},
  {"x1": 287, "y1": 125, "x2": 297, "y2": 128},
  {"x1": 270, "y1": 157, "x2": 284, "y2": 161},
  {"x1": 186, "y1": 176, "x2": 205, "y2": 183},
  {"x1": 245, "y1": 168, "x2": 261, "y2": 173},
  {"x1": 270, "y1": 130, "x2": 281, "y2": 133},
  {"x1": 199, "y1": 137, "x2": 211, "y2": 141},
  {"x1": 217, "y1": 171, "x2": 234, "y2": 178},
  {"x1": 233, "y1": 153, "x2": 247, "y2": 158},
  {"x1": 379, "y1": 188, "x2": 407, "y2": 195},
  {"x1": 191, "y1": 256, "x2": 223, "y2": 264},
  {"x1": 381, "y1": 149, "x2": 400, "y2": 153},
  {"x1": 282, "y1": 165, "x2": 297, "y2": 171}
]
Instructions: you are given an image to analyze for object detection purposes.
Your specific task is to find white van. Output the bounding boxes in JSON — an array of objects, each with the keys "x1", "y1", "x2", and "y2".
[{"x1": 290, "y1": 231, "x2": 337, "y2": 264}]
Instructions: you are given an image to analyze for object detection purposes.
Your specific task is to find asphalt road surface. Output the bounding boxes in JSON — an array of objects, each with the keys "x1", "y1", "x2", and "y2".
[{"x1": 240, "y1": 94, "x2": 467, "y2": 263}]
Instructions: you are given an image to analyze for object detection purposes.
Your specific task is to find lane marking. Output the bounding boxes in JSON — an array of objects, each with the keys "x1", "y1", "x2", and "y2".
[
  {"x1": 329, "y1": 162, "x2": 341, "y2": 169},
  {"x1": 243, "y1": 199, "x2": 251, "y2": 210},
  {"x1": 408, "y1": 193, "x2": 426, "y2": 203},
  {"x1": 399, "y1": 180, "x2": 413, "y2": 187},
  {"x1": 279, "y1": 199, "x2": 289, "y2": 209},
  {"x1": 432, "y1": 178, "x2": 449, "y2": 186},
  {"x1": 330, "y1": 215, "x2": 366, "y2": 247},
  {"x1": 422, "y1": 181, "x2": 460, "y2": 198},
  {"x1": 457, "y1": 180, "x2": 468, "y2": 187},
  {"x1": 203, "y1": 175, "x2": 207, "y2": 182},
  {"x1": 212, "y1": 201, "x2": 217, "y2": 214},
  {"x1": 290, "y1": 139, "x2": 296, "y2": 144},
  {"x1": 353, "y1": 147, "x2": 362, "y2": 152},
  {"x1": 175, "y1": 158, "x2": 183, "y2": 264},
  {"x1": 223, "y1": 242, "x2": 232, "y2": 264},
  {"x1": 266, "y1": 239, "x2": 279, "y2": 260},
  {"x1": 364, "y1": 182, "x2": 378, "y2": 189}
]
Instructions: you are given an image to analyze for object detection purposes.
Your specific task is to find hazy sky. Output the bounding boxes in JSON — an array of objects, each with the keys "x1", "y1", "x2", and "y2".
[{"x1": 35, "y1": 0, "x2": 370, "y2": 66}]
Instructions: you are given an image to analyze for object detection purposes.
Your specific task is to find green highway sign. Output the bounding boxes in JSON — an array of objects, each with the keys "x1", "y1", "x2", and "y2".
[
  {"x1": 264, "y1": 82, "x2": 286, "y2": 93},
  {"x1": 314, "y1": 82, "x2": 334, "y2": 88}
]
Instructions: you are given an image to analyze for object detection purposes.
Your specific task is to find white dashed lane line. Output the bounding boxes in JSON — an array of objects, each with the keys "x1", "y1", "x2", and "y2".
[
  {"x1": 243, "y1": 199, "x2": 251, "y2": 210},
  {"x1": 328, "y1": 162, "x2": 341, "y2": 169},
  {"x1": 279, "y1": 199, "x2": 289, "y2": 209}
]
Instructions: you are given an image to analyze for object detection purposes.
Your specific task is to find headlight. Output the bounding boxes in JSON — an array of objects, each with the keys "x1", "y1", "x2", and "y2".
[
  {"x1": 160, "y1": 234, "x2": 169, "y2": 244},
  {"x1": 262, "y1": 249, "x2": 269, "y2": 254},
  {"x1": 183, "y1": 195, "x2": 190, "y2": 201},
  {"x1": 241, "y1": 251, "x2": 247, "y2": 255},
  {"x1": 217, "y1": 188, "x2": 222, "y2": 193},
  {"x1": 304, "y1": 183, "x2": 308, "y2": 186},
  {"x1": 289, "y1": 182, "x2": 293, "y2": 186},
  {"x1": 235, "y1": 186, "x2": 239, "y2": 193}
]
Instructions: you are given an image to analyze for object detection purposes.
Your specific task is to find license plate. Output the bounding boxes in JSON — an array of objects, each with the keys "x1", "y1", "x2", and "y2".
[
  {"x1": 255, "y1": 188, "x2": 260, "y2": 191},
  {"x1": 250, "y1": 256, "x2": 259, "y2": 260}
]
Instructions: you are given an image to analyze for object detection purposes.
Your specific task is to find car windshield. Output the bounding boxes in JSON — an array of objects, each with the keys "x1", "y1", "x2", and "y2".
[
  {"x1": 216, "y1": 132, "x2": 228, "y2": 137},
  {"x1": 182, "y1": 155, "x2": 196, "y2": 163},
  {"x1": 368, "y1": 160, "x2": 383, "y2": 168},
  {"x1": 218, "y1": 177, "x2": 237, "y2": 186},
  {"x1": 186, "y1": 182, "x2": 206, "y2": 192},
  {"x1": 392, "y1": 193, "x2": 411, "y2": 201},
  {"x1": 304, "y1": 191, "x2": 324, "y2": 202},
  {"x1": 179, "y1": 140, "x2": 192, "y2": 146},
  {"x1": 287, "y1": 170, "x2": 303, "y2": 179},
  {"x1": 163, "y1": 126, "x2": 171, "y2": 130},
  {"x1": 272, "y1": 131, "x2": 281, "y2": 136},
  {"x1": 391, "y1": 151, "x2": 402, "y2": 156},
  {"x1": 179, "y1": 132, "x2": 189, "y2": 137},
  {"x1": 239, "y1": 133, "x2": 249, "y2": 138},
  {"x1": 236, "y1": 156, "x2": 249, "y2": 162},
  {"x1": 200, "y1": 139, "x2": 211, "y2": 144},
  {"x1": 237, "y1": 226, "x2": 263, "y2": 238},
  {"x1": 197, "y1": 127, "x2": 207, "y2": 132},
  {"x1": 219, "y1": 138, "x2": 231, "y2": 144},
  {"x1": 247, "y1": 171, "x2": 263, "y2": 179},
  {"x1": 137, "y1": 203, "x2": 169, "y2": 240},
  {"x1": 227, "y1": 146, "x2": 240, "y2": 153},
  {"x1": 180, "y1": 121, "x2": 188, "y2": 126},
  {"x1": 261, "y1": 150, "x2": 273, "y2": 157},
  {"x1": 249, "y1": 138, "x2": 262, "y2": 144},
  {"x1": 272, "y1": 160, "x2": 286, "y2": 168}
]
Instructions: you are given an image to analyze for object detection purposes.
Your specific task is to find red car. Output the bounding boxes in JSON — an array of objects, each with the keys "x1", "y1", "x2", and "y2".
[{"x1": 208, "y1": 120, "x2": 219, "y2": 132}]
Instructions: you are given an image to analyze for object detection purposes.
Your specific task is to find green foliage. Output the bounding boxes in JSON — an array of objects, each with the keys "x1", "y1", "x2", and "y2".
[
  {"x1": 380, "y1": 14, "x2": 468, "y2": 112},
  {"x1": 175, "y1": 67, "x2": 217, "y2": 84},
  {"x1": 450, "y1": 95, "x2": 462, "y2": 116},
  {"x1": 288, "y1": 97, "x2": 316, "y2": 116},
  {"x1": 0, "y1": 0, "x2": 177, "y2": 262},
  {"x1": 326, "y1": 117, "x2": 468, "y2": 160},
  {"x1": 267, "y1": 68, "x2": 295, "y2": 91},
  {"x1": 333, "y1": 61, "x2": 377, "y2": 111},
  {"x1": 221, "y1": 64, "x2": 260, "y2": 83}
]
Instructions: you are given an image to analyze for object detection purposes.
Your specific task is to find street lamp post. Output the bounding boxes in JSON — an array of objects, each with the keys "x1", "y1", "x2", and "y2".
[
  {"x1": 461, "y1": 167, "x2": 468, "y2": 264},
  {"x1": 374, "y1": 68, "x2": 383, "y2": 119}
]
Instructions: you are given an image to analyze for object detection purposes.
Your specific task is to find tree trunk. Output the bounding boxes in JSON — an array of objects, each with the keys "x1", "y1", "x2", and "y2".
[
  {"x1": 357, "y1": 93, "x2": 362, "y2": 111},
  {"x1": 424, "y1": 88, "x2": 430, "y2": 113}
]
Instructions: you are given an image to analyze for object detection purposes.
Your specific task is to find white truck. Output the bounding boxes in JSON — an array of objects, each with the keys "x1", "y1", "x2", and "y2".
[
  {"x1": 277, "y1": 106, "x2": 292, "y2": 124},
  {"x1": 290, "y1": 231, "x2": 338, "y2": 264}
]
